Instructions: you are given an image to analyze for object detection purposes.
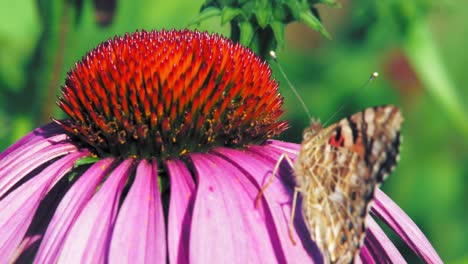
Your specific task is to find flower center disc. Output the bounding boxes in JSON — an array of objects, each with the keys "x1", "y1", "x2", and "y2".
[{"x1": 56, "y1": 29, "x2": 287, "y2": 159}]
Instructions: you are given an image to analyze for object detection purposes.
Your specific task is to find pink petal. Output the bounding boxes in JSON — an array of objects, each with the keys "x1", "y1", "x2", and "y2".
[
  {"x1": 358, "y1": 245, "x2": 375, "y2": 264},
  {"x1": 188, "y1": 153, "x2": 275, "y2": 262},
  {"x1": 265, "y1": 139, "x2": 301, "y2": 152},
  {"x1": 166, "y1": 158, "x2": 196, "y2": 264},
  {"x1": 249, "y1": 142, "x2": 299, "y2": 161},
  {"x1": 34, "y1": 158, "x2": 114, "y2": 263},
  {"x1": 214, "y1": 147, "x2": 320, "y2": 262},
  {"x1": 0, "y1": 126, "x2": 72, "y2": 174},
  {"x1": 0, "y1": 142, "x2": 77, "y2": 197},
  {"x1": 57, "y1": 159, "x2": 134, "y2": 263},
  {"x1": 364, "y1": 216, "x2": 406, "y2": 263},
  {"x1": 0, "y1": 151, "x2": 86, "y2": 263},
  {"x1": 0, "y1": 122, "x2": 64, "y2": 161},
  {"x1": 109, "y1": 159, "x2": 166, "y2": 263},
  {"x1": 373, "y1": 189, "x2": 443, "y2": 264}
]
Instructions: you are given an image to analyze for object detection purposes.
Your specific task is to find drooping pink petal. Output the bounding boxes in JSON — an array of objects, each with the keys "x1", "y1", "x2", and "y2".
[
  {"x1": 0, "y1": 141, "x2": 77, "y2": 197},
  {"x1": 264, "y1": 139, "x2": 301, "y2": 152},
  {"x1": 358, "y1": 245, "x2": 375, "y2": 264},
  {"x1": 372, "y1": 189, "x2": 443, "y2": 264},
  {"x1": 364, "y1": 216, "x2": 406, "y2": 263},
  {"x1": 0, "y1": 127, "x2": 72, "y2": 174},
  {"x1": 166, "y1": 158, "x2": 196, "y2": 264},
  {"x1": 188, "y1": 153, "x2": 281, "y2": 263},
  {"x1": 0, "y1": 122, "x2": 64, "y2": 161},
  {"x1": 214, "y1": 146, "x2": 320, "y2": 262},
  {"x1": 249, "y1": 142, "x2": 299, "y2": 163},
  {"x1": 109, "y1": 159, "x2": 166, "y2": 263},
  {"x1": 0, "y1": 151, "x2": 87, "y2": 263},
  {"x1": 34, "y1": 158, "x2": 114, "y2": 263},
  {"x1": 57, "y1": 158, "x2": 134, "y2": 263}
]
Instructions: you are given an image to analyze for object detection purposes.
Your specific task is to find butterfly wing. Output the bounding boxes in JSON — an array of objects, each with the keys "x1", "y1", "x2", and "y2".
[{"x1": 293, "y1": 105, "x2": 403, "y2": 263}]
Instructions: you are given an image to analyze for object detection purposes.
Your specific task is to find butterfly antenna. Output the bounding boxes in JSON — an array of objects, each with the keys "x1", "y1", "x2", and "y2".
[
  {"x1": 270, "y1": 51, "x2": 313, "y2": 121},
  {"x1": 322, "y1": 72, "x2": 379, "y2": 126}
]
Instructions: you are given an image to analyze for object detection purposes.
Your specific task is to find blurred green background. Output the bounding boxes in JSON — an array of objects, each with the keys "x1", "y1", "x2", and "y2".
[{"x1": 0, "y1": 0, "x2": 466, "y2": 262}]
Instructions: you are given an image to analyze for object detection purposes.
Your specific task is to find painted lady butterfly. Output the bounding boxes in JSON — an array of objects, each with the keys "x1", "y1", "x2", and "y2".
[{"x1": 258, "y1": 105, "x2": 403, "y2": 263}]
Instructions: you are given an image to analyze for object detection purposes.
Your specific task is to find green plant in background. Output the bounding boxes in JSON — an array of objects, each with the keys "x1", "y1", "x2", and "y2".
[
  {"x1": 360, "y1": 0, "x2": 467, "y2": 141},
  {"x1": 0, "y1": 0, "x2": 466, "y2": 262},
  {"x1": 194, "y1": 0, "x2": 337, "y2": 59}
]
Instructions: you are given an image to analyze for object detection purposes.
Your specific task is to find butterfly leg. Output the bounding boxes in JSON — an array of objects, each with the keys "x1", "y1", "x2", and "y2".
[
  {"x1": 255, "y1": 153, "x2": 294, "y2": 208},
  {"x1": 288, "y1": 186, "x2": 301, "y2": 245},
  {"x1": 254, "y1": 153, "x2": 299, "y2": 245}
]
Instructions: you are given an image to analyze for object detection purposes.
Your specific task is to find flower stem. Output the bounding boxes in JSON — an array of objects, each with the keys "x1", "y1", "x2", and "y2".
[
  {"x1": 403, "y1": 18, "x2": 468, "y2": 140},
  {"x1": 40, "y1": 2, "x2": 70, "y2": 124}
]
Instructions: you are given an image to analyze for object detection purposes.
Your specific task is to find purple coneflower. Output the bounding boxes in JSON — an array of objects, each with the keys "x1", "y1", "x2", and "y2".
[{"x1": 0, "y1": 29, "x2": 441, "y2": 263}]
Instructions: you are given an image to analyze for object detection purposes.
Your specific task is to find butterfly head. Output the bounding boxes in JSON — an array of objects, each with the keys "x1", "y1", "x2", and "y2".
[{"x1": 301, "y1": 118, "x2": 321, "y2": 139}]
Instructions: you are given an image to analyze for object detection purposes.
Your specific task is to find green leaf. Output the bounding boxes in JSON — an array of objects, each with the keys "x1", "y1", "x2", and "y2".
[
  {"x1": 157, "y1": 172, "x2": 170, "y2": 193},
  {"x1": 284, "y1": 0, "x2": 301, "y2": 19},
  {"x1": 189, "y1": 6, "x2": 221, "y2": 26},
  {"x1": 270, "y1": 21, "x2": 285, "y2": 48},
  {"x1": 221, "y1": 7, "x2": 243, "y2": 25},
  {"x1": 299, "y1": 10, "x2": 331, "y2": 39},
  {"x1": 239, "y1": 21, "x2": 254, "y2": 46},
  {"x1": 255, "y1": 1, "x2": 272, "y2": 28},
  {"x1": 74, "y1": 156, "x2": 100, "y2": 168}
]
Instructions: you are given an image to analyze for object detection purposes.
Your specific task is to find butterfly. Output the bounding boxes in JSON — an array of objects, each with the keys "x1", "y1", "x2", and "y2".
[{"x1": 257, "y1": 105, "x2": 403, "y2": 263}]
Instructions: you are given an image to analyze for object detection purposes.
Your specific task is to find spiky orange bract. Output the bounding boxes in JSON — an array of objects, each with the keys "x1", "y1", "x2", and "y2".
[{"x1": 57, "y1": 29, "x2": 287, "y2": 158}]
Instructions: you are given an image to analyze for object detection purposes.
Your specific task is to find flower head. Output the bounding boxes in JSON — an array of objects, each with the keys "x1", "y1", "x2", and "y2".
[
  {"x1": 56, "y1": 29, "x2": 286, "y2": 158},
  {"x1": 0, "y1": 29, "x2": 441, "y2": 263}
]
